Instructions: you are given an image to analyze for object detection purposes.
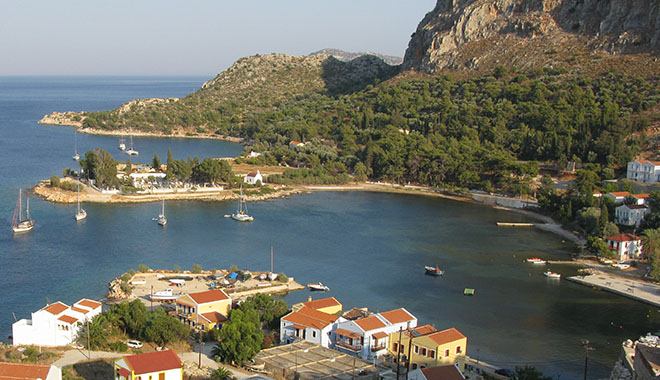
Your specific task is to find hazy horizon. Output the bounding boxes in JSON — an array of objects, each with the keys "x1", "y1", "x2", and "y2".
[{"x1": 2, "y1": 1, "x2": 435, "y2": 76}]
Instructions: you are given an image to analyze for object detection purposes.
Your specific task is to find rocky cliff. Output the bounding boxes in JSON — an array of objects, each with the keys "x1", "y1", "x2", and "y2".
[{"x1": 403, "y1": 0, "x2": 660, "y2": 73}]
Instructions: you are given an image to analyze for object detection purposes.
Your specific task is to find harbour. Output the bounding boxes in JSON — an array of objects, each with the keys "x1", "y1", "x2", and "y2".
[{"x1": 1, "y1": 76, "x2": 658, "y2": 380}]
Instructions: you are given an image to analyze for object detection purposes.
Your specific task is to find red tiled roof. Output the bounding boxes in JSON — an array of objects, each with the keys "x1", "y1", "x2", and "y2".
[
  {"x1": 633, "y1": 193, "x2": 651, "y2": 199},
  {"x1": 303, "y1": 297, "x2": 341, "y2": 311},
  {"x1": 608, "y1": 192, "x2": 631, "y2": 197},
  {"x1": 200, "y1": 311, "x2": 227, "y2": 324},
  {"x1": 247, "y1": 172, "x2": 258, "y2": 177},
  {"x1": 58, "y1": 315, "x2": 78, "y2": 324},
  {"x1": 607, "y1": 233, "x2": 641, "y2": 242},
  {"x1": 372, "y1": 331, "x2": 388, "y2": 339},
  {"x1": 292, "y1": 324, "x2": 306, "y2": 330},
  {"x1": 71, "y1": 307, "x2": 90, "y2": 314},
  {"x1": 0, "y1": 362, "x2": 51, "y2": 380},
  {"x1": 421, "y1": 365, "x2": 465, "y2": 380},
  {"x1": 379, "y1": 308, "x2": 415, "y2": 325},
  {"x1": 623, "y1": 204, "x2": 649, "y2": 210},
  {"x1": 124, "y1": 350, "x2": 182, "y2": 375},
  {"x1": 282, "y1": 306, "x2": 338, "y2": 330},
  {"x1": 355, "y1": 315, "x2": 386, "y2": 332},
  {"x1": 411, "y1": 324, "x2": 437, "y2": 336},
  {"x1": 188, "y1": 289, "x2": 230, "y2": 304},
  {"x1": 638, "y1": 160, "x2": 660, "y2": 166},
  {"x1": 117, "y1": 367, "x2": 132, "y2": 378},
  {"x1": 43, "y1": 302, "x2": 68, "y2": 315},
  {"x1": 334, "y1": 328, "x2": 362, "y2": 339},
  {"x1": 77, "y1": 299, "x2": 102, "y2": 309},
  {"x1": 427, "y1": 328, "x2": 466, "y2": 346}
]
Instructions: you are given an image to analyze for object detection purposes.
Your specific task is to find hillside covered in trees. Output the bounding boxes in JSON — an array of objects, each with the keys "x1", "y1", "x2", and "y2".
[{"x1": 79, "y1": 60, "x2": 659, "y2": 195}]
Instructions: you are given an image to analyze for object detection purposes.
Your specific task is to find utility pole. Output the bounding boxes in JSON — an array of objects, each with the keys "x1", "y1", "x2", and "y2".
[
  {"x1": 150, "y1": 285, "x2": 153, "y2": 311},
  {"x1": 396, "y1": 327, "x2": 403, "y2": 380},
  {"x1": 582, "y1": 339, "x2": 594, "y2": 380},
  {"x1": 197, "y1": 312, "x2": 202, "y2": 368},
  {"x1": 87, "y1": 320, "x2": 91, "y2": 359}
]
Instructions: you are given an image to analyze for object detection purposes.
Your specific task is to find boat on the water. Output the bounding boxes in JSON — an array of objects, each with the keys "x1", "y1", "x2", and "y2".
[
  {"x1": 12, "y1": 189, "x2": 34, "y2": 233},
  {"x1": 156, "y1": 200, "x2": 167, "y2": 226},
  {"x1": 125, "y1": 135, "x2": 139, "y2": 156},
  {"x1": 74, "y1": 182, "x2": 87, "y2": 221},
  {"x1": 308, "y1": 282, "x2": 330, "y2": 292},
  {"x1": 73, "y1": 131, "x2": 80, "y2": 161},
  {"x1": 150, "y1": 288, "x2": 177, "y2": 301},
  {"x1": 544, "y1": 271, "x2": 561, "y2": 279},
  {"x1": 464, "y1": 288, "x2": 475, "y2": 296},
  {"x1": 118, "y1": 136, "x2": 126, "y2": 151},
  {"x1": 424, "y1": 265, "x2": 444, "y2": 276},
  {"x1": 526, "y1": 257, "x2": 547, "y2": 264},
  {"x1": 231, "y1": 185, "x2": 253, "y2": 222}
]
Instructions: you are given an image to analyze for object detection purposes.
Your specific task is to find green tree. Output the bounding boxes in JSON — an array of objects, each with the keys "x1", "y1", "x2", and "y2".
[
  {"x1": 192, "y1": 264, "x2": 203, "y2": 273},
  {"x1": 602, "y1": 222, "x2": 619, "y2": 239},
  {"x1": 239, "y1": 293, "x2": 289, "y2": 330},
  {"x1": 143, "y1": 308, "x2": 190, "y2": 346},
  {"x1": 211, "y1": 309, "x2": 263, "y2": 364},
  {"x1": 76, "y1": 314, "x2": 111, "y2": 350},
  {"x1": 50, "y1": 175, "x2": 60, "y2": 187},
  {"x1": 152, "y1": 153, "x2": 161, "y2": 170},
  {"x1": 354, "y1": 162, "x2": 368, "y2": 182},
  {"x1": 511, "y1": 366, "x2": 552, "y2": 380},
  {"x1": 80, "y1": 149, "x2": 119, "y2": 188}
]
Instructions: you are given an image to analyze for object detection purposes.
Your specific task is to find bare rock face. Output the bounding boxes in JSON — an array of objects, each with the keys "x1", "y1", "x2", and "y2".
[{"x1": 403, "y1": 0, "x2": 659, "y2": 73}]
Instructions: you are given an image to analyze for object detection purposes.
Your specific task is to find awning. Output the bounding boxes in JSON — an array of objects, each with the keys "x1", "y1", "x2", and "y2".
[
  {"x1": 335, "y1": 328, "x2": 362, "y2": 339},
  {"x1": 372, "y1": 332, "x2": 387, "y2": 339},
  {"x1": 117, "y1": 367, "x2": 132, "y2": 378}
]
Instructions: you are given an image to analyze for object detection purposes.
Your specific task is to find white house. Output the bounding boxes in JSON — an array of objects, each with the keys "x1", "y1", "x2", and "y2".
[
  {"x1": 0, "y1": 362, "x2": 62, "y2": 380},
  {"x1": 114, "y1": 350, "x2": 183, "y2": 380},
  {"x1": 12, "y1": 299, "x2": 102, "y2": 347},
  {"x1": 333, "y1": 308, "x2": 417, "y2": 360},
  {"x1": 280, "y1": 306, "x2": 343, "y2": 347},
  {"x1": 243, "y1": 170, "x2": 263, "y2": 185},
  {"x1": 606, "y1": 233, "x2": 643, "y2": 261},
  {"x1": 627, "y1": 160, "x2": 660, "y2": 184},
  {"x1": 615, "y1": 204, "x2": 650, "y2": 227},
  {"x1": 632, "y1": 193, "x2": 652, "y2": 205},
  {"x1": 604, "y1": 192, "x2": 631, "y2": 204}
]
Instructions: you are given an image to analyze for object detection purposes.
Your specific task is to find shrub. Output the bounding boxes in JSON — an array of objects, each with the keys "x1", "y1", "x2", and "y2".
[
  {"x1": 192, "y1": 264, "x2": 203, "y2": 274},
  {"x1": 109, "y1": 341, "x2": 128, "y2": 352},
  {"x1": 138, "y1": 264, "x2": 149, "y2": 273},
  {"x1": 50, "y1": 175, "x2": 60, "y2": 187},
  {"x1": 211, "y1": 367, "x2": 233, "y2": 380},
  {"x1": 174, "y1": 265, "x2": 181, "y2": 272},
  {"x1": 277, "y1": 273, "x2": 288, "y2": 283},
  {"x1": 229, "y1": 265, "x2": 239, "y2": 273}
]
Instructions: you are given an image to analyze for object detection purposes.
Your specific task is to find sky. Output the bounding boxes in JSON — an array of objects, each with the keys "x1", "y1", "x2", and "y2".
[{"x1": 0, "y1": 1, "x2": 436, "y2": 76}]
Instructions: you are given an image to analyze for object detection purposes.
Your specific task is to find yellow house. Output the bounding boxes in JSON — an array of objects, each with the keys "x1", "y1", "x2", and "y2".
[
  {"x1": 293, "y1": 296, "x2": 343, "y2": 315},
  {"x1": 175, "y1": 289, "x2": 231, "y2": 330},
  {"x1": 389, "y1": 325, "x2": 467, "y2": 371}
]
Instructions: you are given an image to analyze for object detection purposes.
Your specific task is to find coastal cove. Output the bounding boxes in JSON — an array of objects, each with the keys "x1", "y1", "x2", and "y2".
[{"x1": 1, "y1": 76, "x2": 658, "y2": 380}]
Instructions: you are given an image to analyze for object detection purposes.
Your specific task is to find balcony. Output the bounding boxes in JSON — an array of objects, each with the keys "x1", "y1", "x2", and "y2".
[
  {"x1": 336, "y1": 342, "x2": 361, "y2": 352},
  {"x1": 371, "y1": 344, "x2": 387, "y2": 353}
]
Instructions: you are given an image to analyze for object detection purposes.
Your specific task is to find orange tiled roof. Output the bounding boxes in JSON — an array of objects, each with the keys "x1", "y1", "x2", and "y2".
[
  {"x1": 372, "y1": 331, "x2": 388, "y2": 339},
  {"x1": 282, "y1": 306, "x2": 338, "y2": 330},
  {"x1": 200, "y1": 311, "x2": 227, "y2": 324},
  {"x1": 58, "y1": 315, "x2": 78, "y2": 324},
  {"x1": 421, "y1": 365, "x2": 465, "y2": 380},
  {"x1": 71, "y1": 307, "x2": 90, "y2": 314},
  {"x1": 303, "y1": 297, "x2": 341, "y2": 311},
  {"x1": 608, "y1": 192, "x2": 631, "y2": 197},
  {"x1": 124, "y1": 350, "x2": 182, "y2": 375},
  {"x1": 334, "y1": 328, "x2": 362, "y2": 339},
  {"x1": 412, "y1": 324, "x2": 437, "y2": 336},
  {"x1": 379, "y1": 308, "x2": 415, "y2": 324},
  {"x1": 42, "y1": 302, "x2": 68, "y2": 315},
  {"x1": 633, "y1": 193, "x2": 651, "y2": 199},
  {"x1": 188, "y1": 289, "x2": 230, "y2": 305},
  {"x1": 607, "y1": 233, "x2": 641, "y2": 242},
  {"x1": 76, "y1": 299, "x2": 102, "y2": 309},
  {"x1": 355, "y1": 315, "x2": 386, "y2": 332},
  {"x1": 427, "y1": 328, "x2": 466, "y2": 346},
  {"x1": 638, "y1": 160, "x2": 660, "y2": 166},
  {"x1": 0, "y1": 362, "x2": 51, "y2": 380}
]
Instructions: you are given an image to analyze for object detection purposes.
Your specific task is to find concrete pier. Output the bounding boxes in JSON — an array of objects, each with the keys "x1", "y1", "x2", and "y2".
[{"x1": 567, "y1": 272, "x2": 660, "y2": 307}]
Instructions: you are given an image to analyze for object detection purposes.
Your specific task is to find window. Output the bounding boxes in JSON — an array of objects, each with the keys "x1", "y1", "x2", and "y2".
[
  {"x1": 456, "y1": 346, "x2": 462, "y2": 354},
  {"x1": 444, "y1": 349, "x2": 449, "y2": 358},
  {"x1": 393, "y1": 343, "x2": 398, "y2": 352},
  {"x1": 421, "y1": 348, "x2": 427, "y2": 356},
  {"x1": 399, "y1": 344, "x2": 405, "y2": 353},
  {"x1": 429, "y1": 350, "x2": 435, "y2": 359},
  {"x1": 159, "y1": 373, "x2": 165, "y2": 380},
  {"x1": 312, "y1": 330, "x2": 317, "y2": 338},
  {"x1": 414, "y1": 345, "x2": 419, "y2": 354},
  {"x1": 412, "y1": 363, "x2": 418, "y2": 370}
]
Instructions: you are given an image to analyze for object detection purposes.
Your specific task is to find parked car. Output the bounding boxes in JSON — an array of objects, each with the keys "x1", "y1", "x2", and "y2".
[{"x1": 126, "y1": 340, "x2": 143, "y2": 348}]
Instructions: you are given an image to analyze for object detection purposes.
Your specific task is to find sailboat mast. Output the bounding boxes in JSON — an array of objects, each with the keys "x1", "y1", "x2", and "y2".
[
  {"x1": 12, "y1": 190, "x2": 20, "y2": 227},
  {"x1": 77, "y1": 182, "x2": 80, "y2": 213},
  {"x1": 26, "y1": 197, "x2": 30, "y2": 221},
  {"x1": 271, "y1": 246, "x2": 274, "y2": 273}
]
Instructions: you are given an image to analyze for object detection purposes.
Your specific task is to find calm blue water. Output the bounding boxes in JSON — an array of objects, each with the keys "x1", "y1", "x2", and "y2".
[{"x1": 0, "y1": 77, "x2": 656, "y2": 379}]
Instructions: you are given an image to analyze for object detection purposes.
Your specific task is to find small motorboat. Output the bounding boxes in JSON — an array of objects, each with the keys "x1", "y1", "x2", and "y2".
[
  {"x1": 544, "y1": 271, "x2": 561, "y2": 279},
  {"x1": 425, "y1": 265, "x2": 444, "y2": 276},
  {"x1": 526, "y1": 257, "x2": 547, "y2": 264},
  {"x1": 307, "y1": 282, "x2": 330, "y2": 292},
  {"x1": 168, "y1": 278, "x2": 185, "y2": 285},
  {"x1": 150, "y1": 288, "x2": 177, "y2": 301},
  {"x1": 464, "y1": 288, "x2": 475, "y2": 296}
]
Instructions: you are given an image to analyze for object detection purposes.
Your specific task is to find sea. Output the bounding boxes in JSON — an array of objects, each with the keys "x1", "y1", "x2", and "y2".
[{"x1": 0, "y1": 76, "x2": 657, "y2": 379}]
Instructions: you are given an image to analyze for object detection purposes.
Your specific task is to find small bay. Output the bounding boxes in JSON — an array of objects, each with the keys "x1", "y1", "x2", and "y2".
[{"x1": 0, "y1": 76, "x2": 655, "y2": 380}]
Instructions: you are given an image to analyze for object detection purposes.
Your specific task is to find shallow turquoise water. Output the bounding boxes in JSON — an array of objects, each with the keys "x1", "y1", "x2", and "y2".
[{"x1": 0, "y1": 77, "x2": 656, "y2": 379}]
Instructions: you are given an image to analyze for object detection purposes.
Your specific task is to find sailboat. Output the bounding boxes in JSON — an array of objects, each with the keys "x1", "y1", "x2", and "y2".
[
  {"x1": 72, "y1": 131, "x2": 80, "y2": 161},
  {"x1": 74, "y1": 182, "x2": 87, "y2": 221},
  {"x1": 231, "y1": 185, "x2": 253, "y2": 222},
  {"x1": 118, "y1": 136, "x2": 126, "y2": 151},
  {"x1": 125, "y1": 135, "x2": 139, "y2": 156},
  {"x1": 12, "y1": 189, "x2": 34, "y2": 233},
  {"x1": 156, "y1": 200, "x2": 167, "y2": 226}
]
